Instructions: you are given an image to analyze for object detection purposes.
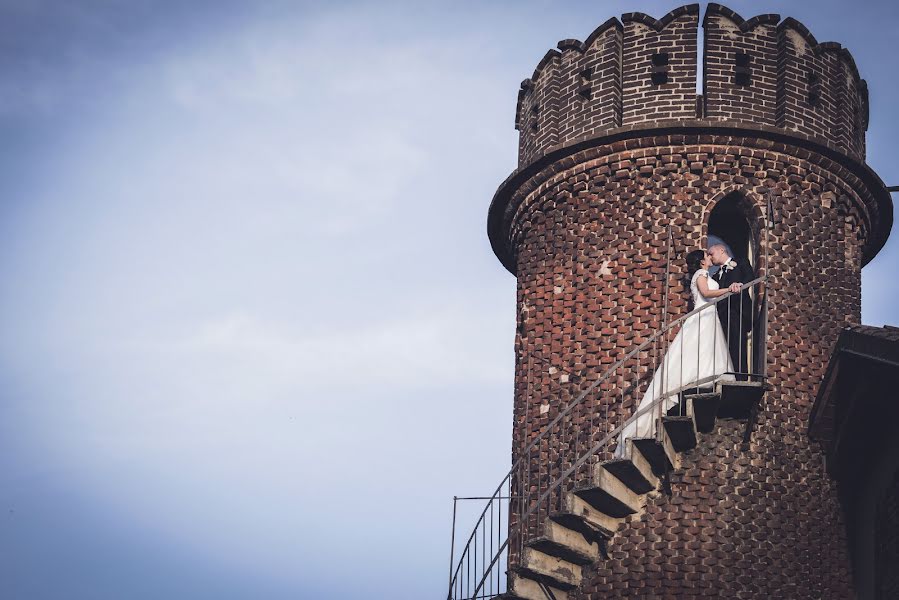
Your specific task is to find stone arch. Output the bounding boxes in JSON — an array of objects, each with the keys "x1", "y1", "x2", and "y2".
[
  {"x1": 703, "y1": 186, "x2": 768, "y2": 377},
  {"x1": 703, "y1": 186, "x2": 766, "y2": 273}
]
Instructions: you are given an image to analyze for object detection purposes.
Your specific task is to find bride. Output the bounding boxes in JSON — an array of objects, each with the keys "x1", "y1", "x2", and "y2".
[{"x1": 617, "y1": 249, "x2": 741, "y2": 448}]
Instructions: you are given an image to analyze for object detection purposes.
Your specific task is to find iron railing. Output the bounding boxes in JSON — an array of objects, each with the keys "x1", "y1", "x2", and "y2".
[{"x1": 447, "y1": 274, "x2": 768, "y2": 600}]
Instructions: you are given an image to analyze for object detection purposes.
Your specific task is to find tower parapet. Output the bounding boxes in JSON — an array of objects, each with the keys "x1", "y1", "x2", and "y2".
[
  {"x1": 513, "y1": 3, "x2": 870, "y2": 169},
  {"x1": 516, "y1": 18, "x2": 624, "y2": 166},
  {"x1": 701, "y1": 5, "x2": 780, "y2": 126},
  {"x1": 773, "y1": 17, "x2": 868, "y2": 158},
  {"x1": 621, "y1": 5, "x2": 699, "y2": 126}
]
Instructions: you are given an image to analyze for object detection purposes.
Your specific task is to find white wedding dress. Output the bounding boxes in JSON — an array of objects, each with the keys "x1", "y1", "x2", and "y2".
[{"x1": 616, "y1": 269, "x2": 734, "y2": 448}]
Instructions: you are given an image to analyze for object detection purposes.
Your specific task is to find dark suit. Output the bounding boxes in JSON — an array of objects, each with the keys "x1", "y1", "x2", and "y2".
[{"x1": 714, "y1": 257, "x2": 755, "y2": 377}]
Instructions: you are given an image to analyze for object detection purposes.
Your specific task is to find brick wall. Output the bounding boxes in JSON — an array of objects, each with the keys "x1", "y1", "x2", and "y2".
[
  {"x1": 702, "y1": 5, "x2": 779, "y2": 126},
  {"x1": 502, "y1": 132, "x2": 879, "y2": 597},
  {"x1": 556, "y1": 19, "x2": 623, "y2": 148},
  {"x1": 775, "y1": 21, "x2": 858, "y2": 159},
  {"x1": 517, "y1": 50, "x2": 562, "y2": 167},
  {"x1": 513, "y1": 4, "x2": 870, "y2": 166},
  {"x1": 621, "y1": 6, "x2": 699, "y2": 126}
]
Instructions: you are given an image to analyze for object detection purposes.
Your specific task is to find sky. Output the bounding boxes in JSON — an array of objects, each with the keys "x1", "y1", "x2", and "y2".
[{"x1": 1, "y1": 1, "x2": 897, "y2": 599}]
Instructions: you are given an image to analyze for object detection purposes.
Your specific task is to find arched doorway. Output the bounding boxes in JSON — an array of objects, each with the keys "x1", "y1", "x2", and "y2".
[
  {"x1": 707, "y1": 192, "x2": 759, "y2": 269},
  {"x1": 707, "y1": 192, "x2": 764, "y2": 380}
]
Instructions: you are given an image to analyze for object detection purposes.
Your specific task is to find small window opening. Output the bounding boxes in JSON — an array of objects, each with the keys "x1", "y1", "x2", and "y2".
[
  {"x1": 578, "y1": 68, "x2": 592, "y2": 100},
  {"x1": 651, "y1": 52, "x2": 669, "y2": 85},
  {"x1": 807, "y1": 72, "x2": 820, "y2": 107},
  {"x1": 734, "y1": 52, "x2": 751, "y2": 86},
  {"x1": 531, "y1": 104, "x2": 540, "y2": 132}
]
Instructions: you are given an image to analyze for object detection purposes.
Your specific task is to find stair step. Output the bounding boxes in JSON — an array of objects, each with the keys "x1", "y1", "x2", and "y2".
[
  {"x1": 685, "y1": 391, "x2": 720, "y2": 432},
  {"x1": 622, "y1": 438, "x2": 660, "y2": 491},
  {"x1": 550, "y1": 492, "x2": 623, "y2": 540},
  {"x1": 630, "y1": 434, "x2": 679, "y2": 475},
  {"x1": 525, "y1": 519, "x2": 598, "y2": 565},
  {"x1": 573, "y1": 465, "x2": 643, "y2": 517},
  {"x1": 662, "y1": 415, "x2": 697, "y2": 451},
  {"x1": 717, "y1": 380, "x2": 765, "y2": 418},
  {"x1": 519, "y1": 547, "x2": 582, "y2": 591},
  {"x1": 669, "y1": 387, "x2": 711, "y2": 416},
  {"x1": 503, "y1": 572, "x2": 570, "y2": 600},
  {"x1": 601, "y1": 453, "x2": 656, "y2": 494}
]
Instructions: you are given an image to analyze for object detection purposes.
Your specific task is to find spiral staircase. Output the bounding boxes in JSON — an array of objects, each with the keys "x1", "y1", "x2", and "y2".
[
  {"x1": 446, "y1": 277, "x2": 769, "y2": 600},
  {"x1": 500, "y1": 380, "x2": 765, "y2": 600}
]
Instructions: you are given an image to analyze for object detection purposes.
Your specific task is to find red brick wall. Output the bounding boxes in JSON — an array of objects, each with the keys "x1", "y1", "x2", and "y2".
[
  {"x1": 517, "y1": 50, "x2": 562, "y2": 167},
  {"x1": 497, "y1": 5, "x2": 890, "y2": 597},
  {"x1": 556, "y1": 19, "x2": 623, "y2": 147},
  {"x1": 621, "y1": 6, "x2": 699, "y2": 126},
  {"x1": 513, "y1": 5, "x2": 870, "y2": 166},
  {"x1": 702, "y1": 6, "x2": 779, "y2": 127},
  {"x1": 776, "y1": 22, "x2": 856, "y2": 158},
  {"x1": 503, "y1": 132, "x2": 877, "y2": 597}
]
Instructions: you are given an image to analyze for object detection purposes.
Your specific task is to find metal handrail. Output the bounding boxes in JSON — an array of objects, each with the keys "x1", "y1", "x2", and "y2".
[
  {"x1": 502, "y1": 274, "x2": 763, "y2": 484},
  {"x1": 447, "y1": 275, "x2": 767, "y2": 600}
]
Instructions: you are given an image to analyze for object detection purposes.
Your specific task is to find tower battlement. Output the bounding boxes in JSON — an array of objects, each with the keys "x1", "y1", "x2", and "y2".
[{"x1": 514, "y1": 3, "x2": 869, "y2": 166}]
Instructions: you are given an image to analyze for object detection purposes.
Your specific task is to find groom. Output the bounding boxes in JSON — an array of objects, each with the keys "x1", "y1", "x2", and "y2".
[{"x1": 708, "y1": 243, "x2": 755, "y2": 378}]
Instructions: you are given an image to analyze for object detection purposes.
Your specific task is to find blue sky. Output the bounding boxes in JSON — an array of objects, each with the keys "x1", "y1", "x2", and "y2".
[{"x1": 1, "y1": 2, "x2": 897, "y2": 599}]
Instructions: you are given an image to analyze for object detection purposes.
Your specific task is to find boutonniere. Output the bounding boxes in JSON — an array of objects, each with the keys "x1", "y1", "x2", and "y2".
[{"x1": 723, "y1": 259, "x2": 737, "y2": 272}]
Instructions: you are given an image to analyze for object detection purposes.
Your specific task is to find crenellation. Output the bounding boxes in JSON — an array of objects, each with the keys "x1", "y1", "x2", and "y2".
[
  {"x1": 514, "y1": 80, "x2": 532, "y2": 165},
  {"x1": 621, "y1": 7, "x2": 699, "y2": 124},
  {"x1": 516, "y1": 50, "x2": 562, "y2": 165},
  {"x1": 777, "y1": 21, "x2": 831, "y2": 143},
  {"x1": 772, "y1": 18, "x2": 868, "y2": 159},
  {"x1": 702, "y1": 5, "x2": 779, "y2": 127},
  {"x1": 834, "y1": 48, "x2": 867, "y2": 157},
  {"x1": 514, "y1": 4, "x2": 871, "y2": 167},
  {"x1": 556, "y1": 39, "x2": 583, "y2": 52},
  {"x1": 555, "y1": 21, "x2": 623, "y2": 148},
  {"x1": 517, "y1": 19, "x2": 625, "y2": 165}
]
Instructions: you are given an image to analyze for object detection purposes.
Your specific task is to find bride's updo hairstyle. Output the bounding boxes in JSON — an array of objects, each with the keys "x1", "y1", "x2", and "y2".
[{"x1": 682, "y1": 249, "x2": 707, "y2": 294}]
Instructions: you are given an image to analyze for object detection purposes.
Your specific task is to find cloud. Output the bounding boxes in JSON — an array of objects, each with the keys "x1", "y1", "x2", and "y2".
[{"x1": 120, "y1": 298, "x2": 510, "y2": 394}]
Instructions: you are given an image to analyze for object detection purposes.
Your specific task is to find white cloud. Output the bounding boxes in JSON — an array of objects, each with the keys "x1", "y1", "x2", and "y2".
[{"x1": 122, "y1": 299, "x2": 510, "y2": 393}]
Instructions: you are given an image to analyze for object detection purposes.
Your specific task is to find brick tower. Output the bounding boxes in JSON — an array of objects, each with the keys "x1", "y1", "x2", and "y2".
[{"x1": 453, "y1": 3, "x2": 893, "y2": 599}]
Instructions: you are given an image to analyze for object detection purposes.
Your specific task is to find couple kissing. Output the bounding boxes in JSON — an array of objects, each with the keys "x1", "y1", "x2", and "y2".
[{"x1": 617, "y1": 242, "x2": 755, "y2": 447}]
